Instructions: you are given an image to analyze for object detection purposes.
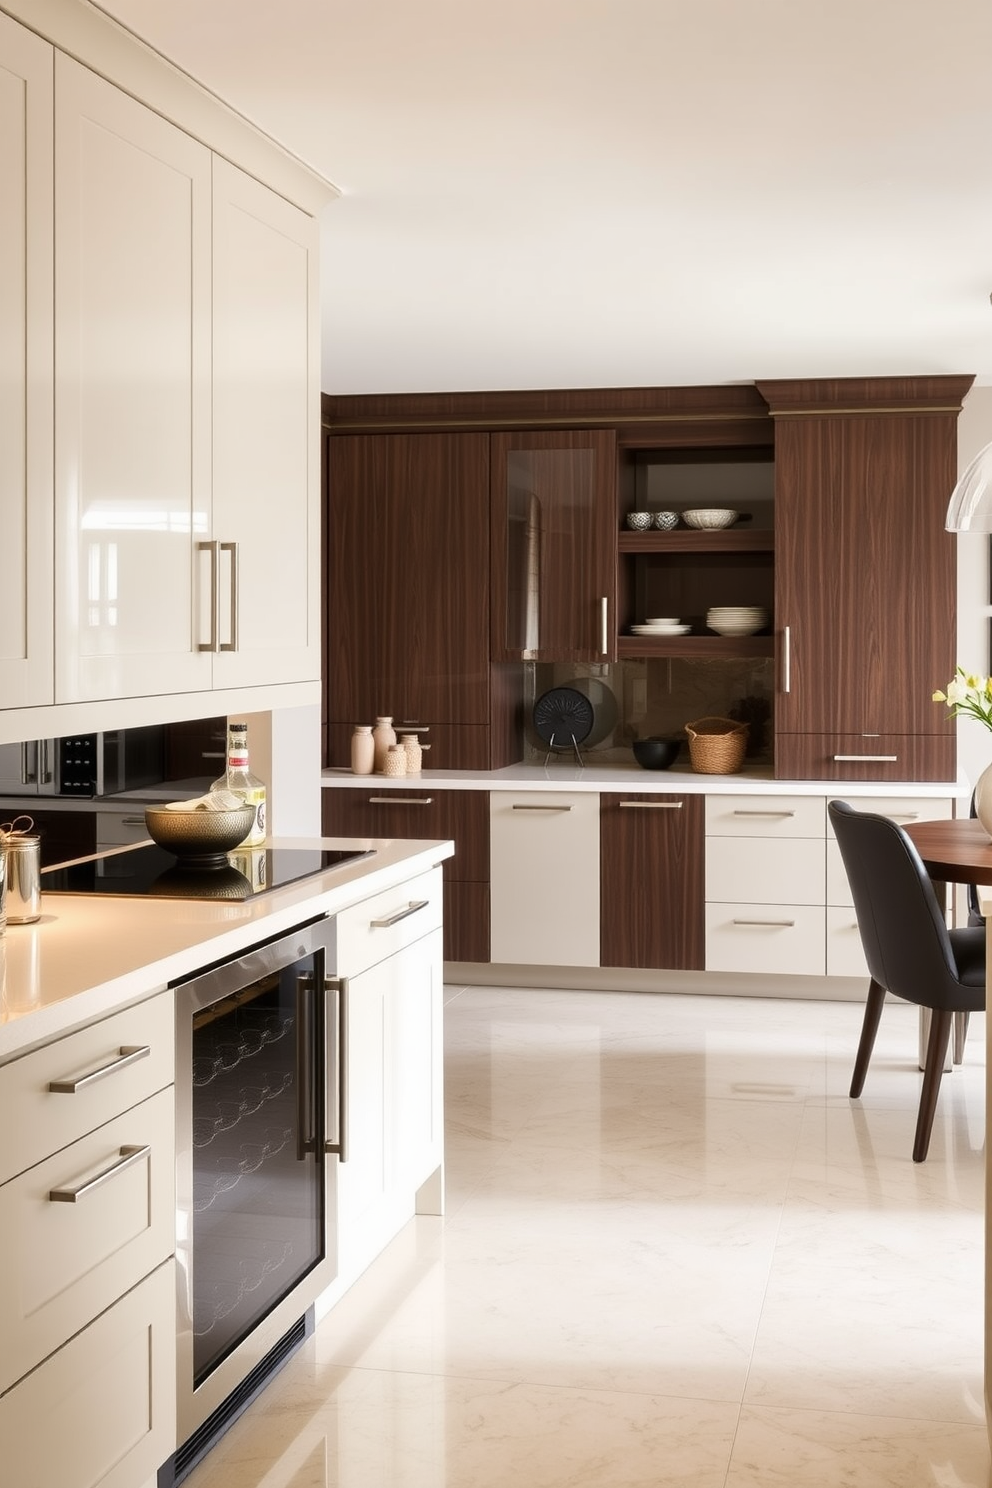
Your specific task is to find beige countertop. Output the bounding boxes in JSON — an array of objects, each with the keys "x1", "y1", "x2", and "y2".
[
  {"x1": 0, "y1": 835, "x2": 454, "y2": 1064},
  {"x1": 321, "y1": 764, "x2": 969, "y2": 799}
]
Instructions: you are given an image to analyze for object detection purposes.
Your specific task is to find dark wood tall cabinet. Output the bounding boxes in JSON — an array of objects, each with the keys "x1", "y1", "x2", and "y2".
[
  {"x1": 759, "y1": 377, "x2": 973, "y2": 782},
  {"x1": 323, "y1": 430, "x2": 522, "y2": 770}
]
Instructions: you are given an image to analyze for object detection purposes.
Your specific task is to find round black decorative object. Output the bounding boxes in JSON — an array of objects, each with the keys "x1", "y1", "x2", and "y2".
[{"x1": 533, "y1": 686, "x2": 595, "y2": 750}]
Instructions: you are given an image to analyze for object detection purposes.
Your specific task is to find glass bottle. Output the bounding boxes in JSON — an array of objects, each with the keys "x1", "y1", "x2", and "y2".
[{"x1": 211, "y1": 721, "x2": 266, "y2": 846}]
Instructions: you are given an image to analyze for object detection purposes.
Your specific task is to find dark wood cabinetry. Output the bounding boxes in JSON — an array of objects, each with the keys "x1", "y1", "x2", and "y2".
[
  {"x1": 490, "y1": 430, "x2": 617, "y2": 662},
  {"x1": 321, "y1": 785, "x2": 490, "y2": 962},
  {"x1": 600, "y1": 792, "x2": 704, "y2": 969},
  {"x1": 323, "y1": 431, "x2": 521, "y2": 771},
  {"x1": 759, "y1": 376, "x2": 973, "y2": 782}
]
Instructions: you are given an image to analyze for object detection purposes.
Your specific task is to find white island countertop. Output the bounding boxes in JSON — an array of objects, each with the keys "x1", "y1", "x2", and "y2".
[
  {"x1": 0, "y1": 835, "x2": 454, "y2": 1065},
  {"x1": 322, "y1": 764, "x2": 969, "y2": 800}
]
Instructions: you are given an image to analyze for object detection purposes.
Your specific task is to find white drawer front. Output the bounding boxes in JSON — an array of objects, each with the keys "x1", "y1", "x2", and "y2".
[
  {"x1": 827, "y1": 907, "x2": 870, "y2": 979},
  {"x1": 705, "y1": 795, "x2": 825, "y2": 838},
  {"x1": 95, "y1": 810, "x2": 152, "y2": 849},
  {"x1": 705, "y1": 904, "x2": 826, "y2": 976},
  {"x1": 824, "y1": 795, "x2": 954, "y2": 838},
  {"x1": 0, "y1": 1259, "x2": 176, "y2": 1488},
  {"x1": 706, "y1": 837, "x2": 825, "y2": 906},
  {"x1": 489, "y1": 792, "x2": 600, "y2": 966},
  {"x1": 336, "y1": 866, "x2": 443, "y2": 978},
  {"x1": 0, "y1": 990, "x2": 175, "y2": 1186},
  {"x1": 0, "y1": 1084, "x2": 175, "y2": 1393}
]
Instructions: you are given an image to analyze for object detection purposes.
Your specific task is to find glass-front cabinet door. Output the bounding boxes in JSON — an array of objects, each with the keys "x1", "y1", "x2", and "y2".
[{"x1": 490, "y1": 430, "x2": 617, "y2": 662}]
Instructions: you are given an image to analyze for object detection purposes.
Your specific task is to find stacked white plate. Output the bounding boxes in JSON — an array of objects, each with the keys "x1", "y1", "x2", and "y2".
[
  {"x1": 706, "y1": 605, "x2": 769, "y2": 636},
  {"x1": 631, "y1": 616, "x2": 692, "y2": 636}
]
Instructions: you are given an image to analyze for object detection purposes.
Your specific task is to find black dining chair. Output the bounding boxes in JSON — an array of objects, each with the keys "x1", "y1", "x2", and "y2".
[{"x1": 828, "y1": 800, "x2": 986, "y2": 1162}]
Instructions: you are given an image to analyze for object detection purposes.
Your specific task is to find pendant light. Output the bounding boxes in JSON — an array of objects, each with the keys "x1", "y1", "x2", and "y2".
[{"x1": 946, "y1": 440, "x2": 992, "y2": 531}]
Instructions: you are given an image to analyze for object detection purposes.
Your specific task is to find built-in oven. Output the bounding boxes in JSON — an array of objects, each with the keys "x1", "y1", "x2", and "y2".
[{"x1": 162, "y1": 914, "x2": 345, "y2": 1486}]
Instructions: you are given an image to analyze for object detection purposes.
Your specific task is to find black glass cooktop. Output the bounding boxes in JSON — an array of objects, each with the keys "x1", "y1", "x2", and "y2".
[{"x1": 41, "y1": 844, "x2": 375, "y2": 902}]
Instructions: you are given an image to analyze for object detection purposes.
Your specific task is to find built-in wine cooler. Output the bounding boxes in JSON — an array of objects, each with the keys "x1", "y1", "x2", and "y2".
[{"x1": 162, "y1": 916, "x2": 343, "y2": 1486}]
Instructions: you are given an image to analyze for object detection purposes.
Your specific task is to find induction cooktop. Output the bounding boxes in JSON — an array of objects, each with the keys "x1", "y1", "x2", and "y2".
[{"x1": 41, "y1": 844, "x2": 375, "y2": 901}]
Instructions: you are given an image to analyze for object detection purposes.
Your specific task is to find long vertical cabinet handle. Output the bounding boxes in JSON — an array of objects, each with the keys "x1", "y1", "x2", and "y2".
[
  {"x1": 295, "y1": 973, "x2": 315, "y2": 1160},
  {"x1": 781, "y1": 624, "x2": 791, "y2": 693},
  {"x1": 197, "y1": 540, "x2": 220, "y2": 652},
  {"x1": 219, "y1": 541, "x2": 239, "y2": 652},
  {"x1": 600, "y1": 596, "x2": 609, "y2": 657},
  {"x1": 323, "y1": 976, "x2": 349, "y2": 1163}
]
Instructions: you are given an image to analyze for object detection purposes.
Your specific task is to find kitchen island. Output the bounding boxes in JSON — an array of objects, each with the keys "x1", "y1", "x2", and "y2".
[{"x1": 0, "y1": 834, "x2": 452, "y2": 1488}]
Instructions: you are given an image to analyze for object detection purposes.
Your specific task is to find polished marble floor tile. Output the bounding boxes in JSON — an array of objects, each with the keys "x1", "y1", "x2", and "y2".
[{"x1": 185, "y1": 987, "x2": 989, "y2": 1488}]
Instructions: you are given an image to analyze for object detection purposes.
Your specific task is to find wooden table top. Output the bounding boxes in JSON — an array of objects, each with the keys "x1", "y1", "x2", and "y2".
[{"x1": 905, "y1": 817, "x2": 992, "y2": 886}]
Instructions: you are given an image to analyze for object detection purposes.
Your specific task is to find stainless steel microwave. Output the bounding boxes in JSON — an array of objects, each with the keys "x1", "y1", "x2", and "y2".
[{"x1": 0, "y1": 726, "x2": 166, "y2": 799}]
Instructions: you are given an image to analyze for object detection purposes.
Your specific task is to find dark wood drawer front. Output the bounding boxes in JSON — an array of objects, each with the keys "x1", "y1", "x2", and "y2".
[
  {"x1": 600, "y1": 793, "x2": 704, "y2": 971},
  {"x1": 321, "y1": 786, "x2": 489, "y2": 882},
  {"x1": 444, "y1": 881, "x2": 490, "y2": 963},
  {"x1": 774, "y1": 733, "x2": 955, "y2": 783}
]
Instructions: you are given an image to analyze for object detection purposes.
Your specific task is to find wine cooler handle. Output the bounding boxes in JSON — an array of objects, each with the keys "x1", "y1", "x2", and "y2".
[
  {"x1": 323, "y1": 976, "x2": 349, "y2": 1164},
  {"x1": 295, "y1": 973, "x2": 316, "y2": 1161}
]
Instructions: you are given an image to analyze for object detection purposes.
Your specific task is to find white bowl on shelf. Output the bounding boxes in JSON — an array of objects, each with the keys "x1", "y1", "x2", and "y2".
[
  {"x1": 708, "y1": 620, "x2": 765, "y2": 636},
  {"x1": 631, "y1": 623, "x2": 692, "y2": 636},
  {"x1": 683, "y1": 508, "x2": 738, "y2": 530}
]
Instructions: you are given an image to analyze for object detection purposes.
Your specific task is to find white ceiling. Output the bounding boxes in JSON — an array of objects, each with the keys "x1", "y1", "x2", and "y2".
[{"x1": 94, "y1": 0, "x2": 992, "y2": 397}]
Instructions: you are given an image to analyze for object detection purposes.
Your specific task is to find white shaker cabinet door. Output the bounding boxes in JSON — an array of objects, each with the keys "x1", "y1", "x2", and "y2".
[
  {"x1": 54, "y1": 54, "x2": 213, "y2": 703},
  {"x1": 210, "y1": 158, "x2": 321, "y2": 688},
  {"x1": 0, "y1": 18, "x2": 54, "y2": 708}
]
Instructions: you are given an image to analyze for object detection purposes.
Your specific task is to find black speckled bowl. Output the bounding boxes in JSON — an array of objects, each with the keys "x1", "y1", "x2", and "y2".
[{"x1": 632, "y1": 738, "x2": 681, "y2": 770}]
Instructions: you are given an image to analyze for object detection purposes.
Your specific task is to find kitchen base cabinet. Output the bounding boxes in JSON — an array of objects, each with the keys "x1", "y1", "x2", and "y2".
[
  {"x1": 0, "y1": 1259, "x2": 176, "y2": 1488},
  {"x1": 327, "y1": 868, "x2": 444, "y2": 1303},
  {"x1": 704, "y1": 795, "x2": 826, "y2": 976},
  {"x1": 600, "y1": 792, "x2": 704, "y2": 970},
  {"x1": 322, "y1": 784, "x2": 489, "y2": 962},
  {"x1": 489, "y1": 791, "x2": 600, "y2": 966}
]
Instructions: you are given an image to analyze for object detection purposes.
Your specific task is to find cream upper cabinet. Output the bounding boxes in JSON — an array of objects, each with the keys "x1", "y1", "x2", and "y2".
[
  {"x1": 54, "y1": 54, "x2": 214, "y2": 703},
  {"x1": 210, "y1": 159, "x2": 320, "y2": 688},
  {"x1": 0, "y1": 18, "x2": 54, "y2": 708}
]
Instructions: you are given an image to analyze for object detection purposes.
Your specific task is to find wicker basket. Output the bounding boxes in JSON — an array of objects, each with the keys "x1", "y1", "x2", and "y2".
[{"x1": 684, "y1": 716, "x2": 749, "y2": 774}]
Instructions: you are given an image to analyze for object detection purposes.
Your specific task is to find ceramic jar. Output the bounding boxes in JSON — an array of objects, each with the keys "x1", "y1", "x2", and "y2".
[
  {"x1": 383, "y1": 743, "x2": 408, "y2": 777},
  {"x1": 372, "y1": 716, "x2": 396, "y2": 772},
  {"x1": 350, "y1": 724, "x2": 375, "y2": 775},
  {"x1": 400, "y1": 733, "x2": 423, "y2": 774}
]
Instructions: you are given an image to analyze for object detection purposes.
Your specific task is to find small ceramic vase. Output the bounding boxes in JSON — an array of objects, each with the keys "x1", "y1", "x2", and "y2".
[
  {"x1": 350, "y1": 725, "x2": 375, "y2": 775},
  {"x1": 400, "y1": 734, "x2": 423, "y2": 774},
  {"x1": 372, "y1": 716, "x2": 396, "y2": 772},
  {"x1": 383, "y1": 743, "x2": 408, "y2": 777}
]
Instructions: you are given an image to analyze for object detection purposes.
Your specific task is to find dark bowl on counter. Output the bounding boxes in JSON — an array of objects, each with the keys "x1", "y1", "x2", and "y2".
[{"x1": 632, "y1": 737, "x2": 682, "y2": 770}]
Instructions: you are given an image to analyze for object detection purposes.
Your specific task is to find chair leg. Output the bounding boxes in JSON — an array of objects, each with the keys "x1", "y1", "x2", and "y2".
[
  {"x1": 850, "y1": 980, "x2": 886, "y2": 1099},
  {"x1": 914, "y1": 1008, "x2": 953, "y2": 1163},
  {"x1": 952, "y1": 1010, "x2": 970, "y2": 1065}
]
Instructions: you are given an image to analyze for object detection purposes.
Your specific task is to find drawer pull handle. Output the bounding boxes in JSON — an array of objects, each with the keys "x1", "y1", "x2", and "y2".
[
  {"x1": 832, "y1": 754, "x2": 898, "y2": 762},
  {"x1": 887, "y1": 812, "x2": 920, "y2": 821},
  {"x1": 732, "y1": 810, "x2": 796, "y2": 818},
  {"x1": 732, "y1": 918, "x2": 796, "y2": 928},
  {"x1": 511, "y1": 804, "x2": 573, "y2": 812},
  {"x1": 367, "y1": 796, "x2": 433, "y2": 806},
  {"x1": 370, "y1": 899, "x2": 430, "y2": 928},
  {"x1": 600, "y1": 596, "x2": 609, "y2": 657},
  {"x1": 49, "y1": 1144, "x2": 150, "y2": 1203},
  {"x1": 49, "y1": 1044, "x2": 150, "y2": 1094},
  {"x1": 619, "y1": 801, "x2": 683, "y2": 809}
]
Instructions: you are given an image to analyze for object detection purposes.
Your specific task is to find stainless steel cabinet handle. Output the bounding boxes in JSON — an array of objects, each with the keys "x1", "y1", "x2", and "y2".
[
  {"x1": 323, "y1": 976, "x2": 349, "y2": 1164},
  {"x1": 781, "y1": 625, "x2": 791, "y2": 693},
  {"x1": 511, "y1": 803, "x2": 572, "y2": 812},
  {"x1": 197, "y1": 539, "x2": 219, "y2": 652},
  {"x1": 368, "y1": 796, "x2": 433, "y2": 805},
  {"x1": 887, "y1": 812, "x2": 920, "y2": 821},
  {"x1": 49, "y1": 1144, "x2": 150, "y2": 1203},
  {"x1": 600, "y1": 596, "x2": 609, "y2": 656},
  {"x1": 19, "y1": 741, "x2": 29, "y2": 785},
  {"x1": 395, "y1": 724, "x2": 431, "y2": 733},
  {"x1": 732, "y1": 810, "x2": 796, "y2": 818},
  {"x1": 733, "y1": 918, "x2": 796, "y2": 928},
  {"x1": 832, "y1": 754, "x2": 898, "y2": 762},
  {"x1": 39, "y1": 738, "x2": 53, "y2": 785},
  {"x1": 49, "y1": 1045, "x2": 150, "y2": 1094},
  {"x1": 219, "y1": 540, "x2": 239, "y2": 652},
  {"x1": 370, "y1": 899, "x2": 430, "y2": 928},
  {"x1": 619, "y1": 800, "x2": 683, "y2": 809}
]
